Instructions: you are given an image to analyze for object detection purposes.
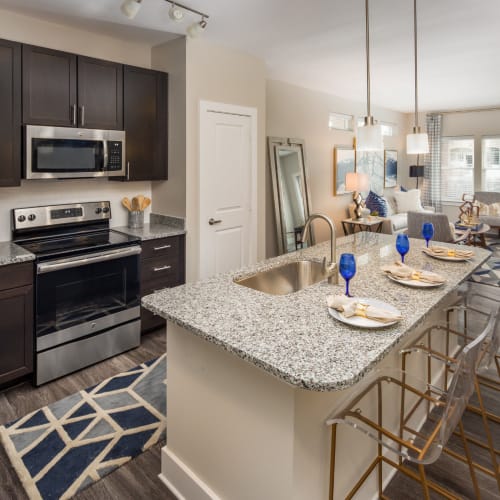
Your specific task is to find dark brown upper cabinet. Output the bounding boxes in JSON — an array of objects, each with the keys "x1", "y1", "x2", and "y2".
[
  {"x1": 123, "y1": 66, "x2": 168, "y2": 181},
  {"x1": 22, "y1": 45, "x2": 123, "y2": 130},
  {"x1": 0, "y1": 38, "x2": 21, "y2": 187}
]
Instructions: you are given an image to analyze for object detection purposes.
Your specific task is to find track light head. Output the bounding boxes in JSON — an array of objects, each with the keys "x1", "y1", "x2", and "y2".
[
  {"x1": 121, "y1": 0, "x2": 142, "y2": 19},
  {"x1": 168, "y1": 3, "x2": 184, "y2": 22},
  {"x1": 187, "y1": 17, "x2": 207, "y2": 38}
]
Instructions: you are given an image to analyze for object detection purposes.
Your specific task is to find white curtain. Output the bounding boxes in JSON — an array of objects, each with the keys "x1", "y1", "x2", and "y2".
[{"x1": 422, "y1": 113, "x2": 442, "y2": 212}]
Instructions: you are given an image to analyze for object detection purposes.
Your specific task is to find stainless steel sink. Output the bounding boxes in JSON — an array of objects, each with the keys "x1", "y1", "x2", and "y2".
[{"x1": 234, "y1": 260, "x2": 328, "y2": 295}]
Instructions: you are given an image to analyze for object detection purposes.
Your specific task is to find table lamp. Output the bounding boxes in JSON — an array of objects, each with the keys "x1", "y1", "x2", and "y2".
[
  {"x1": 345, "y1": 172, "x2": 370, "y2": 219},
  {"x1": 409, "y1": 165, "x2": 424, "y2": 188}
]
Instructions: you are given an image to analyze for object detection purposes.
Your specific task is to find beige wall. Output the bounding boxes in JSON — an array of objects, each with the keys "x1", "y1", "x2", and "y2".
[
  {"x1": 183, "y1": 39, "x2": 267, "y2": 281},
  {"x1": 266, "y1": 80, "x2": 408, "y2": 257},
  {"x1": 0, "y1": 8, "x2": 153, "y2": 240},
  {"x1": 151, "y1": 37, "x2": 187, "y2": 218}
]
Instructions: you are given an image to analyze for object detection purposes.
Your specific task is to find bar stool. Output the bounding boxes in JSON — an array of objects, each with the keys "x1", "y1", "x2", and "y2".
[
  {"x1": 326, "y1": 311, "x2": 495, "y2": 500},
  {"x1": 401, "y1": 283, "x2": 500, "y2": 491}
]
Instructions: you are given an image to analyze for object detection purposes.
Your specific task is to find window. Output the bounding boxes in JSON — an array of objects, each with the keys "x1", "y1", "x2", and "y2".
[
  {"x1": 328, "y1": 112, "x2": 353, "y2": 131},
  {"x1": 440, "y1": 136, "x2": 474, "y2": 202},
  {"x1": 356, "y1": 118, "x2": 397, "y2": 136},
  {"x1": 482, "y1": 137, "x2": 500, "y2": 191}
]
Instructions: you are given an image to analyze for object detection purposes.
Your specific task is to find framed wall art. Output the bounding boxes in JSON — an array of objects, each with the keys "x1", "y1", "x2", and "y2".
[
  {"x1": 333, "y1": 146, "x2": 356, "y2": 195},
  {"x1": 384, "y1": 149, "x2": 398, "y2": 188}
]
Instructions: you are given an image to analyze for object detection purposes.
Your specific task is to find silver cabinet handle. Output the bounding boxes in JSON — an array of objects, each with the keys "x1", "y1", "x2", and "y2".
[
  {"x1": 154, "y1": 245, "x2": 171, "y2": 251},
  {"x1": 126, "y1": 161, "x2": 130, "y2": 181},
  {"x1": 71, "y1": 104, "x2": 77, "y2": 126},
  {"x1": 79, "y1": 105, "x2": 85, "y2": 127},
  {"x1": 153, "y1": 265, "x2": 171, "y2": 272},
  {"x1": 209, "y1": 218, "x2": 222, "y2": 225}
]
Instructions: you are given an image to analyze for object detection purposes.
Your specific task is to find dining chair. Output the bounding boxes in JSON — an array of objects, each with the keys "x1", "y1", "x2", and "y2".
[
  {"x1": 407, "y1": 211, "x2": 470, "y2": 243},
  {"x1": 325, "y1": 310, "x2": 494, "y2": 500}
]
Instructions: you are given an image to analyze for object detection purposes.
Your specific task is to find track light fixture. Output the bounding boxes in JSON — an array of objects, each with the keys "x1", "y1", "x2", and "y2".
[
  {"x1": 120, "y1": 0, "x2": 209, "y2": 37},
  {"x1": 168, "y1": 3, "x2": 184, "y2": 22},
  {"x1": 121, "y1": 0, "x2": 142, "y2": 19}
]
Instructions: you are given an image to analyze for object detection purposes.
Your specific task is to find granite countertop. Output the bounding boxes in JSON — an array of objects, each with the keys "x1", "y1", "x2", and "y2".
[
  {"x1": 0, "y1": 242, "x2": 35, "y2": 267},
  {"x1": 113, "y1": 214, "x2": 186, "y2": 241},
  {"x1": 142, "y1": 233, "x2": 490, "y2": 392}
]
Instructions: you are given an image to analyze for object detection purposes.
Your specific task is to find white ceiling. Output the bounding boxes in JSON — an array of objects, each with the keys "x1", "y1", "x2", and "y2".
[{"x1": 1, "y1": 0, "x2": 499, "y2": 112}]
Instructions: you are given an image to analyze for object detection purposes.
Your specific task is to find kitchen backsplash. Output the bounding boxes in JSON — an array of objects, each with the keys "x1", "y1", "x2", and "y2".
[{"x1": 0, "y1": 179, "x2": 152, "y2": 241}]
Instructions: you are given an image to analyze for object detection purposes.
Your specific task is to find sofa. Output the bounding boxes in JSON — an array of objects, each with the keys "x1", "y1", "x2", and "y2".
[{"x1": 475, "y1": 191, "x2": 500, "y2": 235}]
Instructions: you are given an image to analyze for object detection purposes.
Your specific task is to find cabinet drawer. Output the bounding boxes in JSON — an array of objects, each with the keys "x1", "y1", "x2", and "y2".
[
  {"x1": 0, "y1": 262, "x2": 33, "y2": 290},
  {"x1": 141, "y1": 236, "x2": 180, "y2": 260},
  {"x1": 141, "y1": 256, "x2": 179, "y2": 284}
]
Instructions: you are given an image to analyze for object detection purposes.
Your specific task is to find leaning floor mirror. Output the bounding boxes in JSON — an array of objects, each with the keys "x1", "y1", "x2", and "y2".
[{"x1": 268, "y1": 137, "x2": 314, "y2": 254}]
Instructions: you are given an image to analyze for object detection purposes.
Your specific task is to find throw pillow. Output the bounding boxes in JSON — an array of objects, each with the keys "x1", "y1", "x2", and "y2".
[
  {"x1": 400, "y1": 186, "x2": 408, "y2": 192},
  {"x1": 393, "y1": 189, "x2": 423, "y2": 213},
  {"x1": 365, "y1": 191, "x2": 388, "y2": 217},
  {"x1": 490, "y1": 202, "x2": 500, "y2": 216},
  {"x1": 477, "y1": 201, "x2": 489, "y2": 215}
]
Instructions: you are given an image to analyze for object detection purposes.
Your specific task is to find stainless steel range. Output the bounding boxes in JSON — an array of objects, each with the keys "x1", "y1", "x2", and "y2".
[{"x1": 13, "y1": 201, "x2": 141, "y2": 386}]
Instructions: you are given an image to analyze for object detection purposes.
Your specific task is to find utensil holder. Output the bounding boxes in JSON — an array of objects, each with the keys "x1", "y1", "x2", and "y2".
[{"x1": 128, "y1": 211, "x2": 144, "y2": 229}]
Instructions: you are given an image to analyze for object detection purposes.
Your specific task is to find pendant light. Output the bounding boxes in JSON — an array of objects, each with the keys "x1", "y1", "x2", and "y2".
[
  {"x1": 406, "y1": 0, "x2": 429, "y2": 155},
  {"x1": 357, "y1": 0, "x2": 383, "y2": 152}
]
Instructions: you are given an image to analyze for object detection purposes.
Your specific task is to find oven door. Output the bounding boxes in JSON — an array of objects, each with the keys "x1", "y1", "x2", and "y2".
[{"x1": 35, "y1": 246, "x2": 141, "y2": 352}]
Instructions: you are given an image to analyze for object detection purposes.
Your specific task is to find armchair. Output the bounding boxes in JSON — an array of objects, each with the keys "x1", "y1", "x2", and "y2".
[{"x1": 407, "y1": 211, "x2": 470, "y2": 243}]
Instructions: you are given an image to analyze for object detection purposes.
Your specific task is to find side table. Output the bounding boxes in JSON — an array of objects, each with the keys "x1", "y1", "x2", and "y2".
[
  {"x1": 342, "y1": 217, "x2": 386, "y2": 236},
  {"x1": 455, "y1": 223, "x2": 491, "y2": 248}
]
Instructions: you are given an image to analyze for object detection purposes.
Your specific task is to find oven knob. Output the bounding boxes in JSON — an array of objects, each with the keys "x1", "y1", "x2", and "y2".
[
  {"x1": 95, "y1": 207, "x2": 102, "y2": 214},
  {"x1": 28, "y1": 214, "x2": 36, "y2": 221},
  {"x1": 17, "y1": 215, "x2": 26, "y2": 223},
  {"x1": 102, "y1": 207, "x2": 110, "y2": 214}
]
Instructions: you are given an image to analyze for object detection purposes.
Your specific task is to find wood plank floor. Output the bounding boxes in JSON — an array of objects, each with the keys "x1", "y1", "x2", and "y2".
[
  {"x1": 0, "y1": 328, "x2": 175, "y2": 500},
  {"x1": 1, "y1": 321, "x2": 500, "y2": 499}
]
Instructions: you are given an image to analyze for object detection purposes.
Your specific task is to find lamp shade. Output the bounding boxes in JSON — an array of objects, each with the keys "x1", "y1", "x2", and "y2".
[
  {"x1": 357, "y1": 124, "x2": 384, "y2": 152},
  {"x1": 345, "y1": 172, "x2": 370, "y2": 192},
  {"x1": 406, "y1": 132, "x2": 429, "y2": 155},
  {"x1": 409, "y1": 165, "x2": 424, "y2": 178}
]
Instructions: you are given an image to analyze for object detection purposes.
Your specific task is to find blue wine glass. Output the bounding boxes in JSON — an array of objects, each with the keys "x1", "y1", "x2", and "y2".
[
  {"x1": 339, "y1": 253, "x2": 356, "y2": 297},
  {"x1": 422, "y1": 222, "x2": 434, "y2": 248},
  {"x1": 396, "y1": 234, "x2": 410, "y2": 263}
]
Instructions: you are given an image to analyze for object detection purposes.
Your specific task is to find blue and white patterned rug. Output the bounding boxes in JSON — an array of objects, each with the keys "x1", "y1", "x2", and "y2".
[
  {"x1": 0, "y1": 355, "x2": 166, "y2": 500},
  {"x1": 470, "y1": 237, "x2": 500, "y2": 287}
]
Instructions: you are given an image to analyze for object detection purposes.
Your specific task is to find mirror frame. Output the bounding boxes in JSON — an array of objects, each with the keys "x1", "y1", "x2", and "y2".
[{"x1": 268, "y1": 137, "x2": 315, "y2": 254}]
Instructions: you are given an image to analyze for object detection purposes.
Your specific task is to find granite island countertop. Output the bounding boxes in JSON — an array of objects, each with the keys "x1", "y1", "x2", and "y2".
[
  {"x1": 142, "y1": 232, "x2": 490, "y2": 392},
  {"x1": 0, "y1": 242, "x2": 35, "y2": 267}
]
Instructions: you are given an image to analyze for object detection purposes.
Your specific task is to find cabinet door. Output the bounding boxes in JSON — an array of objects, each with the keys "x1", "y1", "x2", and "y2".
[
  {"x1": 0, "y1": 39, "x2": 21, "y2": 187},
  {"x1": 0, "y1": 285, "x2": 33, "y2": 385},
  {"x1": 78, "y1": 56, "x2": 123, "y2": 130},
  {"x1": 124, "y1": 66, "x2": 168, "y2": 181},
  {"x1": 22, "y1": 45, "x2": 77, "y2": 127}
]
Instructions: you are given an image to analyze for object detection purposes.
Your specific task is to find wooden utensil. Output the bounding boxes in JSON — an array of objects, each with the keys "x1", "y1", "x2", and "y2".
[
  {"x1": 141, "y1": 197, "x2": 151, "y2": 210},
  {"x1": 131, "y1": 197, "x2": 140, "y2": 211},
  {"x1": 122, "y1": 197, "x2": 132, "y2": 211},
  {"x1": 136, "y1": 194, "x2": 145, "y2": 211}
]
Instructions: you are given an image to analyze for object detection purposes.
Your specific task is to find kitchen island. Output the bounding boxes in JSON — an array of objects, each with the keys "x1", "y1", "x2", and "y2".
[{"x1": 142, "y1": 232, "x2": 490, "y2": 500}]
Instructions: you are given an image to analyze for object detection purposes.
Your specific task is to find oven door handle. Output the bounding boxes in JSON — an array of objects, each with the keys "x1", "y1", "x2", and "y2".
[{"x1": 37, "y1": 246, "x2": 142, "y2": 274}]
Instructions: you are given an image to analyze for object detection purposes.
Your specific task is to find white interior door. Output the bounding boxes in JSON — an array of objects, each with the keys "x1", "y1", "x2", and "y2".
[{"x1": 199, "y1": 102, "x2": 257, "y2": 280}]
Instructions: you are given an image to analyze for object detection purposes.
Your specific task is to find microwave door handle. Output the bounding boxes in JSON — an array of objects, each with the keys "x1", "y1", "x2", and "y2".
[{"x1": 102, "y1": 140, "x2": 109, "y2": 171}]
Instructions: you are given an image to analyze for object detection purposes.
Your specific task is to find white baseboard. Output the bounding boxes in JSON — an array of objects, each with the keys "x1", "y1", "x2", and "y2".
[{"x1": 159, "y1": 446, "x2": 221, "y2": 500}]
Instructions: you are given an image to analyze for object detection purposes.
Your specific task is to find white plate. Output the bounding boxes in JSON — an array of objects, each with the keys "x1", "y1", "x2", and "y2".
[
  {"x1": 328, "y1": 297, "x2": 401, "y2": 329},
  {"x1": 422, "y1": 247, "x2": 472, "y2": 262},
  {"x1": 386, "y1": 274, "x2": 444, "y2": 288}
]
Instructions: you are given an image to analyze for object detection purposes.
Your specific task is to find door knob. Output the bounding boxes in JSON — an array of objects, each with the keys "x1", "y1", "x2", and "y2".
[{"x1": 209, "y1": 218, "x2": 222, "y2": 225}]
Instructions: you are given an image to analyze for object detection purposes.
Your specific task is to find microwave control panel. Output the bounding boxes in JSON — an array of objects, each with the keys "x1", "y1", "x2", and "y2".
[{"x1": 107, "y1": 142, "x2": 123, "y2": 171}]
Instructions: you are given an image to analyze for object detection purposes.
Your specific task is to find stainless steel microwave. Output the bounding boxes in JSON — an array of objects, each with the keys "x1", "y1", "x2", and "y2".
[{"x1": 25, "y1": 125, "x2": 126, "y2": 179}]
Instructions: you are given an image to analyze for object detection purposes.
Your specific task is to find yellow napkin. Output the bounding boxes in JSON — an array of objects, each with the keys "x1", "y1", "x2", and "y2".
[
  {"x1": 424, "y1": 246, "x2": 474, "y2": 259},
  {"x1": 381, "y1": 262, "x2": 445, "y2": 284},
  {"x1": 327, "y1": 295, "x2": 402, "y2": 324}
]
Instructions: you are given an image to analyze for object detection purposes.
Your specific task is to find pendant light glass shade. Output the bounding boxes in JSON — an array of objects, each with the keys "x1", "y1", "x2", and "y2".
[
  {"x1": 407, "y1": 131, "x2": 429, "y2": 154},
  {"x1": 357, "y1": 123, "x2": 383, "y2": 151}
]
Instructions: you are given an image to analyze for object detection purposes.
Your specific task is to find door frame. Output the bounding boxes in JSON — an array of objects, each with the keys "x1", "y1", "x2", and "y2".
[{"x1": 199, "y1": 100, "x2": 258, "y2": 274}]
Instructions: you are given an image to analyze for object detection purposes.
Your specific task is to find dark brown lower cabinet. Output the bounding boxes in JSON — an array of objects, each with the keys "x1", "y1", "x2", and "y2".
[
  {"x1": 0, "y1": 263, "x2": 33, "y2": 385},
  {"x1": 141, "y1": 235, "x2": 185, "y2": 334}
]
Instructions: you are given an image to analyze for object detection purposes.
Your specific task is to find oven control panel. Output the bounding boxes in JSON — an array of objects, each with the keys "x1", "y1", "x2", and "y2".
[{"x1": 13, "y1": 201, "x2": 112, "y2": 231}]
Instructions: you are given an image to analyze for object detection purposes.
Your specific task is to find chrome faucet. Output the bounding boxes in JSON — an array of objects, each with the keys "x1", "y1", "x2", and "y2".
[{"x1": 301, "y1": 213, "x2": 338, "y2": 285}]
